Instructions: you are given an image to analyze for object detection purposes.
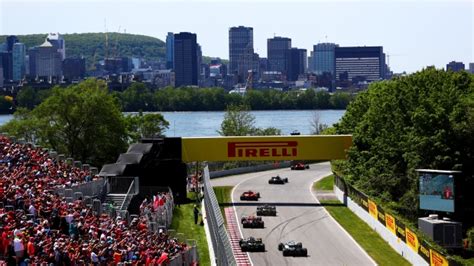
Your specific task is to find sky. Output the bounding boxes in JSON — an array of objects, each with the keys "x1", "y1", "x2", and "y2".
[{"x1": 0, "y1": 0, "x2": 472, "y2": 73}]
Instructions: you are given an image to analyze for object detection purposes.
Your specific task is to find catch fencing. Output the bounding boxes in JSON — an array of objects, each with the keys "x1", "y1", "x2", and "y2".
[
  {"x1": 334, "y1": 174, "x2": 453, "y2": 266},
  {"x1": 203, "y1": 166, "x2": 237, "y2": 266}
]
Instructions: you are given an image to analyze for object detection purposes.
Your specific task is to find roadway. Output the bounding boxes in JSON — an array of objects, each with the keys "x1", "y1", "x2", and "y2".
[{"x1": 211, "y1": 162, "x2": 376, "y2": 266}]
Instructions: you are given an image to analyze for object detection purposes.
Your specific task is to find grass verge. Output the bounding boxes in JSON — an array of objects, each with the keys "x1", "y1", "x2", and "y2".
[
  {"x1": 170, "y1": 193, "x2": 210, "y2": 266},
  {"x1": 213, "y1": 186, "x2": 233, "y2": 223},
  {"x1": 321, "y1": 199, "x2": 410, "y2": 266},
  {"x1": 314, "y1": 174, "x2": 334, "y2": 191}
]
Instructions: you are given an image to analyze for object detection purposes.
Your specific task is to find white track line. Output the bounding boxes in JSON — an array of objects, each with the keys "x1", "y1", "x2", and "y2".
[
  {"x1": 231, "y1": 180, "x2": 255, "y2": 266},
  {"x1": 309, "y1": 178, "x2": 377, "y2": 266}
]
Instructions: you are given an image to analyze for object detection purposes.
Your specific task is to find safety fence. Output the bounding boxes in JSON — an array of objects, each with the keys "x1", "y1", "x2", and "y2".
[
  {"x1": 209, "y1": 161, "x2": 292, "y2": 179},
  {"x1": 144, "y1": 189, "x2": 175, "y2": 231},
  {"x1": 203, "y1": 166, "x2": 237, "y2": 266},
  {"x1": 334, "y1": 174, "x2": 454, "y2": 266},
  {"x1": 55, "y1": 178, "x2": 106, "y2": 201}
]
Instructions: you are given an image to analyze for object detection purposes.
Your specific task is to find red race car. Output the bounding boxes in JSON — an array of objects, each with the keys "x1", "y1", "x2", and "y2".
[
  {"x1": 240, "y1": 190, "x2": 261, "y2": 201},
  {"x1": 291, "y1": 162, "x2": 309, "y2": 170},
  {"x1": 241, "y1": 216, "x2": 265, "y2": 228}
]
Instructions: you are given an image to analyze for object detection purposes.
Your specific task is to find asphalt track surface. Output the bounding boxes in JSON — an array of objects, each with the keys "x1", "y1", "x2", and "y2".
[{"x1": 211, "y1": 162, "x2": 376, "y2": 266}]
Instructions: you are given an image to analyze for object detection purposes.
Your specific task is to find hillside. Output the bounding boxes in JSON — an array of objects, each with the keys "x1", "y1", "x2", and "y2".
[
  {"x1": 1, "y1": 32, "x2": 165, "y2": 70},
  {"x1": 1, "y1": 32, "x2": 226, "y2": 70}
]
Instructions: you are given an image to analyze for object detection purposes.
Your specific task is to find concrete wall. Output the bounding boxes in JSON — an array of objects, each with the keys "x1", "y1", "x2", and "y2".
[
  {"x1": 209, "y1": 162, "x2": 291, "y2": 179},
  {"x1": 334, "y1": 185, "x2": 428, "y2": 266}
]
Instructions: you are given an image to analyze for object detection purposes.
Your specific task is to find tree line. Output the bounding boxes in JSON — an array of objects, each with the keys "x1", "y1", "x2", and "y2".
[{"x1": 10, "y1": 84, "x2": 352, "y2": 113}]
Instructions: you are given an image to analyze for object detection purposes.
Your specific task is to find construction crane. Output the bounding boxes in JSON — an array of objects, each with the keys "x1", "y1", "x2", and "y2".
[{"x1": 112, "y1": 26, "x2": 121, "y2": 58}]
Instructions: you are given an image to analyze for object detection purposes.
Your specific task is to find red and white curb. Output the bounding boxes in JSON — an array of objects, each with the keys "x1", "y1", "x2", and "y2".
[{"x1": 225, "y1": 207, "x2": 252, "y2": 266}]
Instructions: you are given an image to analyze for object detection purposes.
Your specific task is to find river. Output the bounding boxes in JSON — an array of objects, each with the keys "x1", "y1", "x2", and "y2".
[{"x1": 0, "y1": 110, "x2": 345, "y2": 137}]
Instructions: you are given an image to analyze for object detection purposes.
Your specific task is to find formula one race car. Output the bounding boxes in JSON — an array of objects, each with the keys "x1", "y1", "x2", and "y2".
[
  {"x1": 278, "y1": 241, "x2": 308, "y2": 257},
  {"x1": 268, "y1": 175, "x2": 288, "y2": 184},
  {"x1": 291, "y1": 162, "x2": 310, "y2": 170},
  {"x1": 256, "y1": 204, "x2": 277, "y2": 216},
  {"x1": 241, "y1": 216, "x2": 265, "y2": 228},
  {"x1": 240, "y1": 190, "x2": 261, "y2": 201},
  {"x1": 239, "y1": 237, "x2": 265, "y2": 252}
]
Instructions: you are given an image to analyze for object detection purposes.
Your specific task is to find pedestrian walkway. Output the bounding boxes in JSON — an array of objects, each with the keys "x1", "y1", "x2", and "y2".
[{"x1": 224, "y1": 207, "x2": 252, "y2": 266}]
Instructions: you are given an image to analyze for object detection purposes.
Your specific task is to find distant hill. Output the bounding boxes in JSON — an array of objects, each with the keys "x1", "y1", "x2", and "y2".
[
  {"x1": 0, "y1": 32, "x2": 227, "y2": 70},
  {"x1": 0, "y1": 32, "x2": 165, "y2": 70}
]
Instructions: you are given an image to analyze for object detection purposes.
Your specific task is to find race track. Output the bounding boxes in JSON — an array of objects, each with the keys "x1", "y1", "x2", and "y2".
[{"x1": 212, "y1": 162, "x2": 375, "y2": 266}]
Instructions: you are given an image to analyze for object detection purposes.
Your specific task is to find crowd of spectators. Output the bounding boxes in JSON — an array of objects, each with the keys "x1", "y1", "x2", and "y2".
[{"x1": 0, "y1": 136, "x2": 189, "y2": 265}]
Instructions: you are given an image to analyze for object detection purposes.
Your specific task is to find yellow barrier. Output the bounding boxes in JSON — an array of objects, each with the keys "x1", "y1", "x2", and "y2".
[{"x1": 181, "y1": 135, "x2": 352, "y2": 162}]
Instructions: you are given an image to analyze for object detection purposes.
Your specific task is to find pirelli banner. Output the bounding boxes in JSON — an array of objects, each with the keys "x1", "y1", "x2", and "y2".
[
  {"x1": 181, "y1": 135, "x2": 352, "y2": 162},
  {"x1": 334, "y1": 174, "x2": 452, "y2": 266}
]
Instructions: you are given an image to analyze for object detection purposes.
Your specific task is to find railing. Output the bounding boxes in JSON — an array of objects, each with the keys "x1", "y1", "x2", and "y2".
[
  {"x1": 145, "y1": 187, "x2": 175, "y2": 230},
  {"x1": 120, "y1": 178, "x2": 136, "y2": 211},
  {"x1": 54, "y1": 179, "x2": 105, "y2": 199},
  {"x1": 203, "y1": 165, "x2": 236, "y2": 266}
]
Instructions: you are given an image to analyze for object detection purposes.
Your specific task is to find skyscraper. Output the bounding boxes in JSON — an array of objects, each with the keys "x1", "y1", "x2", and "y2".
[
  {"x1": 446, "y1": 61, "x2": 465, "y2": 72},
  {"x1": 0, "y1": 52, "x2": 13, "y2": 81},
  {"x1": 285, "y1": 48, "x2": 307, "y2": 81},
  {"x1": 229, "y1": 26, "x2": 253, "y2": 76},
  {"x1": 312, "y1": 43, "x2": 338, "y2": 76},
  {"x1": 29, "y1": 39, "x2": 62, "y2": 78},
  {"x1": 47, "y1": 33, "x2": 66, "y2": 60},
  {"x1": 335, "y1": 46, "x2": 385, "y2": 82},
  {"x1": 6, "y1": 36, "x2": 18, "y2": 52},
  {"x1": 267, "y1": 37, "x2": 291, "y2": 72},
  {"x1": 469, "y1": 63, "x2": 474, "y2": 74},
  {"x1": 166, "y1": 32, "x2": 174, "y2": 69},
  {"x1": 174, "y1": 32, "x2": 198, "y2": 87},
  {"x1": 12, "y1": 43, "x2": 26, "y2": 81},
  {"x1": 63, "y1": 57, "x2": 86, "y2": 81}
]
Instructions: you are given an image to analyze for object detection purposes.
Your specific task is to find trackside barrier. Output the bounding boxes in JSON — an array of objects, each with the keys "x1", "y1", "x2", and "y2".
[
  {"x1": 144, "y1": 189, "x2": 175, "y2": 230},
  {"x1": 169, "y1": 246, "x2": 199, "y2": 266},
  {"x1": 334, "y1": 174, "x2": 452, "y2": 266},
  {"x1": 209, "y1": 161, "x2": 292, "y2": 179},
  {"x1": 203, "y1": 166, "x2": 237, "y2": 266},
  {"x1": 54, "y1": 179, "x2": 105, "y2": 199}
]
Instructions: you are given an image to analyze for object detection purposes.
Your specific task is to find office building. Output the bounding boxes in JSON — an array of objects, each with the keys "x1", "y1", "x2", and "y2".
[
  {"x1": 335, "y1": 46, "x2": 385, "y2": 82},
  {"x1": 446, "y1": 61, "x2": 465, "y2": 72},
  {"x1": 6, "y1": 36, "x2": 18, "y2": 52},
  {"x1": 174, "y1": 32, "x2": 198, "y2": 86},
  {"x1": 0, "y1": 52, "x2": 13, "y2": 81},
  {"x1": 47, "y1": 33, "x2": 66, "y2": 60},
  {"x1": 267, "y1": 37, "x2": 291, "y2": 72},
  {"x1": 197, "y1": 44, "x2": 202, "y2": 81},
  {"x1": 28, "y1": 39, "x2": 62, "y2": 78},
  {"x1": 63, "y1": 57, "x2": 86, "y2": 81},
  {"x1": 469, "y1": 63, "x2": 474, "y2": 74},
  {"x1": 312, "y1": 43, "x2": 338, "y2": 76},
  {"x1": 12, "y1": 43, "x2": 26, "y2": 81},
  {"x1": 0, "y1": 65, "x2": 3, "y2": 87},
  {"x1": 229, "y1": 26, "x2": 253, "y2": 76},
  {"x1": 166, "y1": 32, "x2": 174, "y2": 69},
  {"x1": 285, "y1": 48, "x2": 307, "y2": 81}
]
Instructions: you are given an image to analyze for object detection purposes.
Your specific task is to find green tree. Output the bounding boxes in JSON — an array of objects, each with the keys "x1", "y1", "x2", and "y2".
[
  {"x1": 2, "y1": 79, "x2": 129, "y2": 166},
  {"x1": 218, "y1": 104, "x2": 282, "y2": 136},
  {"x1": 334, "y1": 69, "x2": 474, "y2": 219},
  {"x1": 125, "y1": 112, "x2": 169, "y2": 143},
  {"x1": 218, "y1": 104, "x2": 256, "y2": 136}
]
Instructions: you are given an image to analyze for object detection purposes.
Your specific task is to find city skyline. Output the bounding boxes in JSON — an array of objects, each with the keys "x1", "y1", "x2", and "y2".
[{"x1": 0, "y1": 0, "x2": 472, "y2": 73}]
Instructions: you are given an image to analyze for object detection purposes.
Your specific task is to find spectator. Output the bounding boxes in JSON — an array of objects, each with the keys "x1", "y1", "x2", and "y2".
[{"x1": 193, "y1": 205, "x2": 199, "y2": 225}]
